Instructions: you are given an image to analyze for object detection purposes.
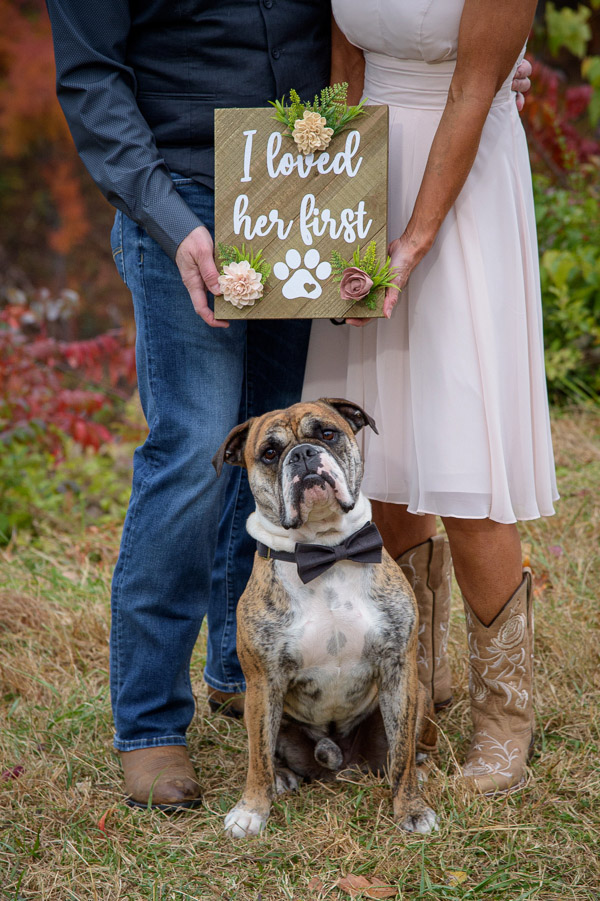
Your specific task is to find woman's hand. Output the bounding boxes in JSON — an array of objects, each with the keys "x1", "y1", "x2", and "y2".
[
  {"x1": 383, "y1": 235, "x2": 420, "y2": 318},
  {"x1": 345, "y1": 234, "x2": 420, "y2": 327}
]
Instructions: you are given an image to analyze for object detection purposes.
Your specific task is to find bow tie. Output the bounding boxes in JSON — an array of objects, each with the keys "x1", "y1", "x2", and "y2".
[{"x1": 257, "y1": 521, "x2": 383, "y2": 584}]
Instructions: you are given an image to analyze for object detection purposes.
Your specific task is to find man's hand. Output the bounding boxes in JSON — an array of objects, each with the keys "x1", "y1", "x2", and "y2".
[
  {"x1": 175, "y1": 226, "x2": 228, "y2": 328},
  {"x1": 511, "y1": 58, "x2": 532, "y2": 112}
]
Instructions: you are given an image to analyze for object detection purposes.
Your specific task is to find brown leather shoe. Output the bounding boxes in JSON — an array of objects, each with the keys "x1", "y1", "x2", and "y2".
[
  {"x1": 119, "y1": 746, "x2": 202, "y2": 810},
  {"x1": 206, "y1": 688, "x2": 245, "y2": 719}
]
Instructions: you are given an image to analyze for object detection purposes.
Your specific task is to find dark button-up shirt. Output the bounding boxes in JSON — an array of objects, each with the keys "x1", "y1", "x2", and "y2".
[{"x1": 46, "y1": 0, "x2": 331, "y2": 259}]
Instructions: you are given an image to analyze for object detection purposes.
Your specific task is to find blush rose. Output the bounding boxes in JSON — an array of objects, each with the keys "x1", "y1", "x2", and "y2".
[{"x1": 339, "y1": 267, "x2": 374, "y2": 302}]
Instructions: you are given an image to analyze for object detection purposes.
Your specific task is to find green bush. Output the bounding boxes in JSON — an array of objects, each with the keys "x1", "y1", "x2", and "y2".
[
  {"x1": 0, "y1": 429, "x2": 133, "y2": 545},
  {"x1": 534, "y1": 169, "x2": 600, "y2": 403}
]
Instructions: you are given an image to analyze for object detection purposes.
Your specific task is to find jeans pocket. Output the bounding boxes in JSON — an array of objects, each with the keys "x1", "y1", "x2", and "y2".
[{"x1": 110, "y1": 211, "x2": 127, "y2": 285}]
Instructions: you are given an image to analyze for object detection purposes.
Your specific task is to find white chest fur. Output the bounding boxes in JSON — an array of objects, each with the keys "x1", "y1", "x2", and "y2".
[{"x1": 276, "y1": 560, "x2": 382, "y2": 730}]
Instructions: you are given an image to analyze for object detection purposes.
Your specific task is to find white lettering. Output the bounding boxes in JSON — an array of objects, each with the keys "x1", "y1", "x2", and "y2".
[
  {"x1": 264, "y1": 129, "x2": 363, "y2": 180},
  {"x1": 241, "y1": 129, "x2": 256, "y2": 183},
  {"x1": 266, "y1": 132, "x2": 283, "y2": 179},
  {"x1": 299, "y1": 194, "x2": 316, "y2": 246},
  {"x1": 233, "y1": 194, "x2": 294, "y2": 240}
]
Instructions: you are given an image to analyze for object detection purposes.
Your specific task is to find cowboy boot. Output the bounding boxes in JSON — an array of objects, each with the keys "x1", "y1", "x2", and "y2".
[
  {"x1": 396, "y1": 535, "x2": 453, "y2": 711},
  {"x1": 119, "y1": 746, "x2": 202, "y2": 810},
  {"x1": 461, "y1": 570, "x2": 534, "y2": 794}
]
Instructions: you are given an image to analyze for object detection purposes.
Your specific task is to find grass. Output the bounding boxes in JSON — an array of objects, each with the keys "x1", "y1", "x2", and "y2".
[{"x1": 1, "y1": 406, "x2": 599, "y2": 901}]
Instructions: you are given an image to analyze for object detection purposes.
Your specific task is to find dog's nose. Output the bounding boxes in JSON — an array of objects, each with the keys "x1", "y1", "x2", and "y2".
[{"x1": 286, "y1": 444, "x2": 320, "y2": 466}]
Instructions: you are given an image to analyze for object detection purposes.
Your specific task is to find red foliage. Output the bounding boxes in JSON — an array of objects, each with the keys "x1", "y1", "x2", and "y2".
[
  {"x1": 0, "y1": 293, "x2": 137, "y2": 455},
  {"x1": 522, "y1": 54, "x2": 600, "y2": 174}
]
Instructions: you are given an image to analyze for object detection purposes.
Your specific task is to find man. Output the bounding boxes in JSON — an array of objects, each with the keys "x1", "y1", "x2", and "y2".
[{"x1": 46, "y1": 0, "x2": 531, "y2": 809}]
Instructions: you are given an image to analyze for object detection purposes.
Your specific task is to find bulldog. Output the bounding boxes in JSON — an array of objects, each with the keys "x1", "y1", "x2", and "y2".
[{"x1": 212, "y1": 398, "x2": 438, "y2": 838}]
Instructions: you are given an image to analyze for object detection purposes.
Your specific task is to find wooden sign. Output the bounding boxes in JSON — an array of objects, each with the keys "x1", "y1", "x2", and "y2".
[{"x1": 214, "y1": 105, "x2": 388, "y2": 320}]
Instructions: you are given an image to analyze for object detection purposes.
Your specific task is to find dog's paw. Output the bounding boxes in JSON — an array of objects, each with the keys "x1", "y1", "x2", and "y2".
[
  {"x1": 397, "y1": 805, "x2": 439, "y2": 835},
  {"x1": 224, "y1": 806, "x2": 267, "y2": 838},
  {"x1": 275, "y1": 767, "x2": 300, "y2": 795}
]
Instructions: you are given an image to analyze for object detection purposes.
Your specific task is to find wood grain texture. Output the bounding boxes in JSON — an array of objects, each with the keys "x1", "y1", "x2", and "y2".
[{"x1": 214, "y1": 106, "x2": 388, "y2": 320}]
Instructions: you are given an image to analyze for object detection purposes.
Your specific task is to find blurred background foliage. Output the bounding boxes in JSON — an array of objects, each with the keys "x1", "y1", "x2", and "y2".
[{"x1": 0, "y1": 0, "x2": 599, "y2": 544}]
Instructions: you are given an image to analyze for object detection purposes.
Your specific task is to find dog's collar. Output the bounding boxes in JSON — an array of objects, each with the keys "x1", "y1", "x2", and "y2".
[{"x1": 256, "y1": 521, "x2": 383, "y2": 584}]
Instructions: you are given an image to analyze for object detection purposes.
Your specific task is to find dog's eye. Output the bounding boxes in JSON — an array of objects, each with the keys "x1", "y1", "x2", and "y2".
[
  {"x1": 262, "y1": 447, "x2": 278, "y2": 463},
  {"x1": 321, "y1": 429, "x2": 337, "y2": 441}
]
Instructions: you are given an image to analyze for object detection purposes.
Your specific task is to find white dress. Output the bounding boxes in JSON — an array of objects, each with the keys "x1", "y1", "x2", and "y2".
[{"x1": 302, "y1": 0, "x2": 558, "y2": 523}]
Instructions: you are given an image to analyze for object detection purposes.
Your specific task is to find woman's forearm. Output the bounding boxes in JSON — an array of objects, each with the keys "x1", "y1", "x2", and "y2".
[
  {"x1": 399, "y1": 0, "x2": 537, "y2": 269},
  {"x1": 402, "y1": 90, "x2": 492, "y2": 265}
]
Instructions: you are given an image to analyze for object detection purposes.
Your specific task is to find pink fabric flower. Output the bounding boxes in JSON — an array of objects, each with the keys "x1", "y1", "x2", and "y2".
[
  {"x1": 218, "y1": 260, "x2": 264, "y2": 309},
  {"x1": 339, "y1": 267, "x2": 374, "y2": 302}
]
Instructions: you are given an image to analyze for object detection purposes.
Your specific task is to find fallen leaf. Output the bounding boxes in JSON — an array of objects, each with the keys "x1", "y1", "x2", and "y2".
[
  {"x1": 75, "y1": 778, "x2": 92, "y2": 795},
  {"x1": 308, "y1": 877, "x2": 325, "y2": 892},
  {"x1": 1, "y1": 765, "x2": 24, "y2": 782},
  {"x1": 445, "y1": 871, "x2": 468, "y2": 887},
  {"x1": 97, "y1": 807, "x2": 116, "y2": 834},
  {"x1": 533, "y1": 570, "x2": 550, "y2": 597},
  {"x1": 337, "y1": 875, "x2": 398, "y2": 899}
]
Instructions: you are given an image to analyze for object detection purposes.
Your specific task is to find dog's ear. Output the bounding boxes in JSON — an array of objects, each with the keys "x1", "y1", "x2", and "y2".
[
  {"x1": 212, "y1": 418, "x2": 254, "y2": 477},
  {"x1": 320, "y1": 398, "x2": 379, "y2": 435}
]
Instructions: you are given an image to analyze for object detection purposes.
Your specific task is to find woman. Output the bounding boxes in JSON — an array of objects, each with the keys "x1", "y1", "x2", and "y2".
[{"x1": 304, "y1": 0, "x2": 558, "y2": 794}]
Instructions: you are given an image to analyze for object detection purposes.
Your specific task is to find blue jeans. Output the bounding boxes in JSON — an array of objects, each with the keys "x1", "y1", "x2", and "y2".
[{"x1": 109, "y1": 177, "x2": 311, "y2": 750}]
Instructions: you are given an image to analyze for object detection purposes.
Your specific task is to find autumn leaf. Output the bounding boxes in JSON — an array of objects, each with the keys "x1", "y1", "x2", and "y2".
[
  {"x1": 1, "y1": 765, "x2": 24, "y2": 781},
  {"x1": 97, "y1": 807, "x2": 117, "y2": 835},
  {"x1": 307, "y1": 876, "x2": 325, "y2": 892},
  {"x1": 336, "y1": 874, "x2": 398, "y2": 899}
]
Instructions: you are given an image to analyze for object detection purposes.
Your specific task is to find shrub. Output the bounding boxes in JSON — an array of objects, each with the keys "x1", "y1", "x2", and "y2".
[
  {"x1": 0, "y1": 286, "x2": 142, "y2": 543},
  {"x1": 0, "y1": 287, "x2": 137, "y2": 456},
  {"x1": 0, "y1": 432, "x2": 134, "y2": 544},
  {"x1": 535, "y1": 168, "x2": 600, "y2": 403}
]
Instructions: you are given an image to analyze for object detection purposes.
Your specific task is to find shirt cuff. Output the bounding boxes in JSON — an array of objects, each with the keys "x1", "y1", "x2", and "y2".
[{"x1": 139, "y1": 184, "x2": 206, "y2": 261}]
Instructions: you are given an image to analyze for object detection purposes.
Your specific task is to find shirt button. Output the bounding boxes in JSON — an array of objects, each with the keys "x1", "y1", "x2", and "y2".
[
  {"x1": 271, "y1": 48, "x2": 281, "y2": 59},
  {"x1": 263, "y1": 0, "x2": 273, "y2": 7}
]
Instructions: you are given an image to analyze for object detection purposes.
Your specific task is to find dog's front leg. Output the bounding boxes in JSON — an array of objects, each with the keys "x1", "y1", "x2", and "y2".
[
  {"x1": 378, "y1": 648, "x2": 438, "y2": 834},
  {"x1": 224, "y1": 668, "x2": 285, "y2": 839}
]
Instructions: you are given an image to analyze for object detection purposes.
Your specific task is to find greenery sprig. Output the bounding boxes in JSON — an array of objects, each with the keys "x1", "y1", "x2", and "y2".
[
  {"x1": 331, "y1": 242, "x2": 397, "y2": 311},
  {"x1": 217, "y1": 243, "x2": 271, "y2": 283},
  {"x1": 270, "y1": 83, "x2": 366, "y2": 142}
]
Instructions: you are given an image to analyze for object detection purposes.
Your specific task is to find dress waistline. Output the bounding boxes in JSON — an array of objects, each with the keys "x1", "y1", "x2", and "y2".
[{"x1": 363, "y1": 52, "x2": 517, "y2": 110}]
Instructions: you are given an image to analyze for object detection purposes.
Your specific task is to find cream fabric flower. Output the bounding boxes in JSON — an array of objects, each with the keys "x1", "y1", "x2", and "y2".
[
  {"x1": 292, "y1": 110, "x2": 334, "y2": 155},
  {"x1": 218, "y1": 260, "x2": 264, "y2": 309}
]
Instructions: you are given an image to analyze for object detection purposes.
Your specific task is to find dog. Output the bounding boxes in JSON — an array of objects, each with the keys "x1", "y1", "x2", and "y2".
[{"x1": 212, "y1": 398, "x2": 438, "y2": 838}]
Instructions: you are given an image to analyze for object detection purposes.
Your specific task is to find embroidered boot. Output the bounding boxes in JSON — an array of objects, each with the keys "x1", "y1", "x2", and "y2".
[
  {"x1": 396, "y1": 536, "x2": 453, "y2": 711},
  {"x1": 461, "y1": 570, "x2": 534, "y2": 794}
]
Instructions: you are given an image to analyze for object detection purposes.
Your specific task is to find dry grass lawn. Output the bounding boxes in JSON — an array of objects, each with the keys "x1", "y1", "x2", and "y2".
[{"x1": 1, "y1": 407, "x2": 599, "y2": 900}]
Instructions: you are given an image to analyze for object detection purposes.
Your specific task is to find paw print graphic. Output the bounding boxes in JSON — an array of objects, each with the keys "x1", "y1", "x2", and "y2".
[{"x1": 273, "y1": 249, "x2": 332, "y2": 300}]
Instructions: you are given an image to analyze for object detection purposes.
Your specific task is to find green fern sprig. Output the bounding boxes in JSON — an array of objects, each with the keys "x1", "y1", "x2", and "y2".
[
  {"x1": 330, "y1": 241, "x2": 397, "y2": 311},
  {"x1": 269, "y1": 82, "x2": 366, "y2": 143},
  {"x1": 331, "y1": 249, "x2": 347, "y2": 279},
  {"x1": 217, "y1": 243, "x2": 271, "y2": 284}
]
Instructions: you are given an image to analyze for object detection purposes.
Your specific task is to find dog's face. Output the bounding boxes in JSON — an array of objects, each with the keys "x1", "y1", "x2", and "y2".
[{"x1": 213, "y1": 399, "x2": 378, "y2": 530}]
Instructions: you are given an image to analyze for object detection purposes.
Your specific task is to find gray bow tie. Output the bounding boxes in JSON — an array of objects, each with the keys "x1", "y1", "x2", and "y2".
[{"x1": 257, "y1": 521, "x2": 383, "y2": 584}]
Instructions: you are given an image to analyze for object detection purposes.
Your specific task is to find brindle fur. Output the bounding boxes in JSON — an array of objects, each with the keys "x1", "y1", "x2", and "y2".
[{"x1": 215, "y1": 400, "x2": 438, "y2": 837}]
